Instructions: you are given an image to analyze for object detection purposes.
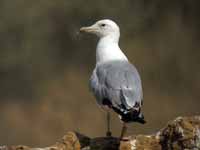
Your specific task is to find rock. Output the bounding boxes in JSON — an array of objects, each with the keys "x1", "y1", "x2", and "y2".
[{"x1": 0, "y1": 116, "x2": 199, "y2": 150}]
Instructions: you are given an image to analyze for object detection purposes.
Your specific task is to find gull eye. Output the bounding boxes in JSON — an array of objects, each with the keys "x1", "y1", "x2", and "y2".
[{"x1": 101, "y1": 23, "x2": 106, "y2": 27}]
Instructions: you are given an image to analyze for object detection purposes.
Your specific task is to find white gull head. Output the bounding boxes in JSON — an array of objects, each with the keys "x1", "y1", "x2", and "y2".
[{"x1": 80, "y1": 19, "x2": 128, "y2": 64}]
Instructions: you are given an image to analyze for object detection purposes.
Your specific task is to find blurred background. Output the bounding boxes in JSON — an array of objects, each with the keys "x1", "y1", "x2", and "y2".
[{"x1": 0, "y1": 0, "x2": 200, "y2": 146}]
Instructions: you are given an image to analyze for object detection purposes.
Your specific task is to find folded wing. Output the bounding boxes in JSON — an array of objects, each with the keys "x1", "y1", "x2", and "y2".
[{"x1": 89, "y1": 60, "x2": 143, "y2": 114}]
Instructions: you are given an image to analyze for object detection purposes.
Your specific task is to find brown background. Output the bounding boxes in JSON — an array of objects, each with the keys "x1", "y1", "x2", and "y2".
[{"x1": 0, "y1": 0, "x2": 199, "y2": 146}]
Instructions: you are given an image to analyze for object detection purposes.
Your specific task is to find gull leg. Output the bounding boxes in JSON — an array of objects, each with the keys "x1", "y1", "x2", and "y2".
[
  {"x1": 106, "y1": 111, "x2": 112, "y2": 137},
  {"x1": 120, "y1": 122, "x2": 127, "y2": 140}
]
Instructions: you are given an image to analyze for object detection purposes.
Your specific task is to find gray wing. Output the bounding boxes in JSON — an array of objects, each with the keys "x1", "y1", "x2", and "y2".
[{"x1": 89, "y1": 60, "x2": 143, "y2": 112}]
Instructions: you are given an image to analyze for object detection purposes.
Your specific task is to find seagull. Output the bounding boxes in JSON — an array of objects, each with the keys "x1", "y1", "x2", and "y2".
[{"x1": 80, "y1": 19, "x2": 146, "y2": 139}]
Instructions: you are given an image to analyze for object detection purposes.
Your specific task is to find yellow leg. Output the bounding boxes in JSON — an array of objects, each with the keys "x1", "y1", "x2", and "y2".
[
  {"x1": 120, "y1": 122, "x2": 127, "y2": 140},
  {"x1": 106, "y1": 112, "x2": 112, "y2": 137}
]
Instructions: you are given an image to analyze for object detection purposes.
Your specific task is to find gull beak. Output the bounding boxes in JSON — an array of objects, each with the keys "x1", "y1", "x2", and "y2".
[{"x1": 80, "y1": 25, "x2": 98, "y2": 33}]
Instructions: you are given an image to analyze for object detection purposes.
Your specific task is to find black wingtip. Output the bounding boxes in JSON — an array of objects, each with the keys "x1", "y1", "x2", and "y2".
[
  {"x1": 120, "y1": 111, "x2": 146, "y2": 124},
  {"x1": 137, "y1": 113, "x2": 146, "y2": 124},
  {"x1": 137, "y1": 118, "x2": 146, "y2": 124}
]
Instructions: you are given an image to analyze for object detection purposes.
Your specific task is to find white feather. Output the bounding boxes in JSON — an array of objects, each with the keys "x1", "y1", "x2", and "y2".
[{"x1": 96, "y1": 35, "x2": 128, "y2": 64}]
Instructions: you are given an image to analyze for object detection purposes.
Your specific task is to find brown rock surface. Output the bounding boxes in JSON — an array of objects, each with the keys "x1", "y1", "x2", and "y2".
[{"x1": 0, "y1": 116, "x2": 199, "y2": 150}]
